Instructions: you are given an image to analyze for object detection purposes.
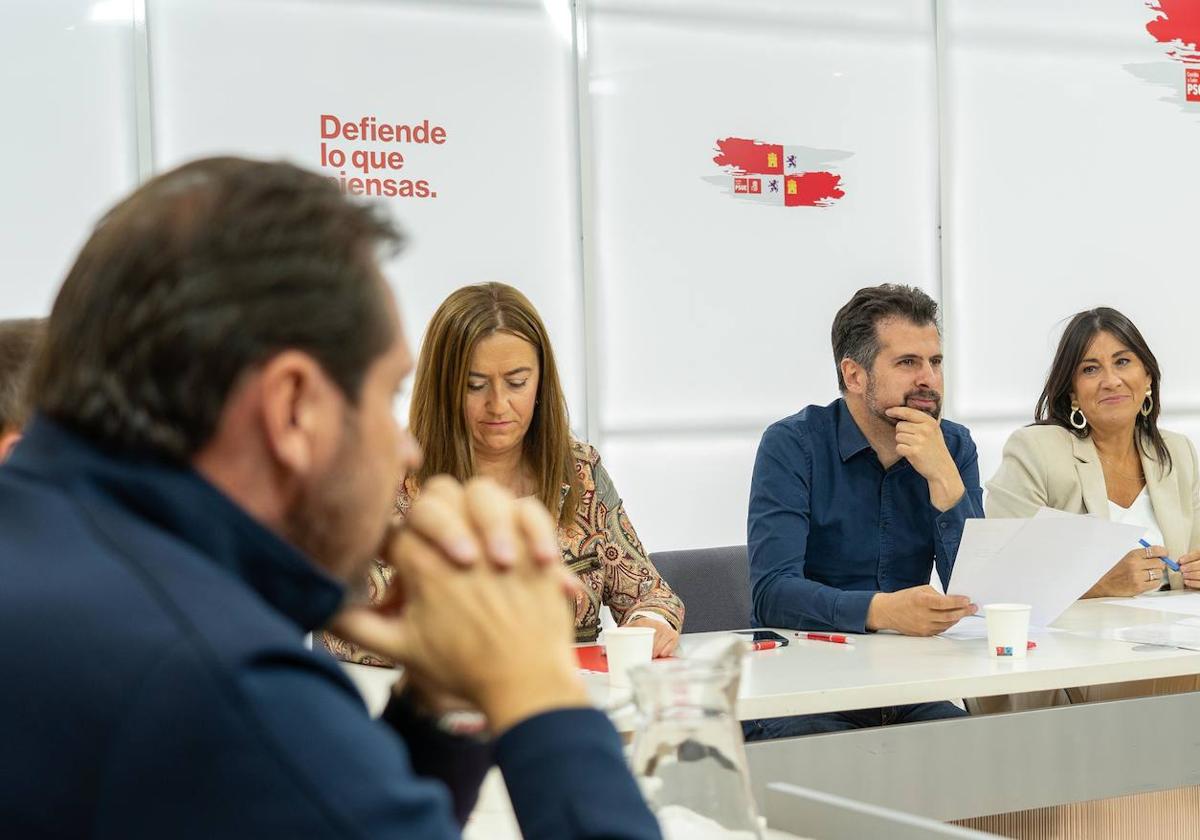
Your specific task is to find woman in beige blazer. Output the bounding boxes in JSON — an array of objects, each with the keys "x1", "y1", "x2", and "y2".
[{"x1": 981, "y1": 307, "x2": 1200, "y2": 709}]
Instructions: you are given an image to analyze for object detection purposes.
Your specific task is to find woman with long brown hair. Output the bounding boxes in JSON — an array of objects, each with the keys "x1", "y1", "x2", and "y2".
[{"x1": 326, "y1": 282, "x2": 683, "y2": 663}]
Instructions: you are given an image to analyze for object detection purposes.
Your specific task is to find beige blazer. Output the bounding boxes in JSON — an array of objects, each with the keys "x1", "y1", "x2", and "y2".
[
  {"x1": 986, "y1": 423, "x2": 1200, "y2": 590},
  {"x1": 974, "y1": 423, "x2": 1200, "y2": 710}
]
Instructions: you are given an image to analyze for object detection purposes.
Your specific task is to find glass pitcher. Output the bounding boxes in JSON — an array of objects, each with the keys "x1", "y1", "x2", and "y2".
[{"x1": 628, "y1": 657, "x2": 764, "y2": 839}]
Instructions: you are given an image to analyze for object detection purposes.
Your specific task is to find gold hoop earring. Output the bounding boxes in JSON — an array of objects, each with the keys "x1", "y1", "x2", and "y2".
[
  {"x1": 1142, "y1": 390, "x2": 1153, "y2": 418},
  {"x1": 1069, "y1": 402, "x2": 1088, "y2": 430}
]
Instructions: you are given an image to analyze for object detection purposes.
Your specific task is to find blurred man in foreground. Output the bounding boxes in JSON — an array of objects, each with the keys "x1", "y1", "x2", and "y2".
[{"x1": 0, "y1": 158, "x2": 659, "y2": 839}]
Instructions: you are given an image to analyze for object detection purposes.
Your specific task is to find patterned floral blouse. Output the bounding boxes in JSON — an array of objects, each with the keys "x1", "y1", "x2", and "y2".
[{"x1": 323, "y1": 440, "x2": 685, "y2": 664}]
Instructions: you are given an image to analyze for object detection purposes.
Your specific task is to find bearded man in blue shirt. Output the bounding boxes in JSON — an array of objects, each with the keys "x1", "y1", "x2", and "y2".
[{"x1": 745, "y1": 284, "x2": 982, "y2": 741}]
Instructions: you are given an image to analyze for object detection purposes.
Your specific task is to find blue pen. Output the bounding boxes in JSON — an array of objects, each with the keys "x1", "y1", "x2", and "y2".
[{"x1": 1139, "y1": 538, "x2": 1181, "y2": 572}]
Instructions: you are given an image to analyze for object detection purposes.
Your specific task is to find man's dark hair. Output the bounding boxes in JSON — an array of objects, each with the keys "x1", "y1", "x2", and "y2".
[
  {"x1": 831, "y1": 284, "x2": 940, "y2": 391},
  {"x1": 32, "y1": 157, "x2": 403, "y2": 460},
  {"x1": 0, "y1": 318, "x2": 46, "y2": 431}
]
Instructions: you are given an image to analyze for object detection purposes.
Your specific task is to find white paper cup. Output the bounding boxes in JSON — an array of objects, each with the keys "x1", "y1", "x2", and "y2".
[
  {"x1": 984, "y1": 603, "x2": 1032, "y2": 659},
  {"x1": 603, "y1": 626, "x2": 656, "y2": 687}
]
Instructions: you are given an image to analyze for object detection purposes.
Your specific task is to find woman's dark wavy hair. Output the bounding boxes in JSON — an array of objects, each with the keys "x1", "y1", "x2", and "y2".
[{"x1": 1035, "y1": 307, "x2": 1171, "y2": 475}]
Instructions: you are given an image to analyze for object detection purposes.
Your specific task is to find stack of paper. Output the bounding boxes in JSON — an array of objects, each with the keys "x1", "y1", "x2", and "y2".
[{"x1": 946, "y1": 508, "x2": 1146, "y2": 627}]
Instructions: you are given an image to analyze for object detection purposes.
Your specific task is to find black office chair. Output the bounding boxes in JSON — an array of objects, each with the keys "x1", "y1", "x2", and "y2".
[{"x1": 650, "y1": 545, "x2": 752, "y2": 633}]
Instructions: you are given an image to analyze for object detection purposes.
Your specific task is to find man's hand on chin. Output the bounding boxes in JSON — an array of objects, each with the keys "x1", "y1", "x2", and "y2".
[{"x1": 885, "y1": 406, "x2": 965, "y2": 511}]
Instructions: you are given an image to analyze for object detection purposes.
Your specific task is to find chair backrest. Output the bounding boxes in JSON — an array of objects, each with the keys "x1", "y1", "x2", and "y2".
[{"x1": 650, "y1": 545, "x2": 751, "y2": 633}]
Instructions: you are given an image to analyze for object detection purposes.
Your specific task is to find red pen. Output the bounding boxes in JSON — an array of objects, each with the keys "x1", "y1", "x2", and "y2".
[
  {"x1": 750, "y1": 640, "x2": 782, "y2": 651},
  {"x1": 804, "y1": 632, "x2": 853, "y2": 645}
]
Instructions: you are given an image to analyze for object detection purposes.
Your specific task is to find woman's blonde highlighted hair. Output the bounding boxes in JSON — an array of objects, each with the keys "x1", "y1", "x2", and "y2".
[{"x1": 409, "y1": 282, "x2": 581, "y2": 525}]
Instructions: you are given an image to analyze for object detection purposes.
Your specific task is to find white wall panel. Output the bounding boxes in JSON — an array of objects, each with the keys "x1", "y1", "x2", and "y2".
[
  {"x1": 586, "y1": 0, "x2": 940, "y2": 432},
  {"x1": 942, "y1": 0, "x2": 1200, "y2": 421},
  {"x1": 147, "y1": 0, "x2": 588, "y2": 423},
  {"x1": 585, "y1": 0, "x2": 940, "y2": 550},
  {"x1": 6, "y1": 0, "x2": 1200, "y2": 556},
  {"x1": 598, "y1": 433, "x2": 761, "y2": 552},
  {"x1": 969, "y1": 418, "x2": 1030, "y2": 499},
  {"x1": 0, "y1": 0, "x2": 139, "y2": 318},
  {"x1": 1160, "y1": 416, "x2": 1200, "y2": 463}
]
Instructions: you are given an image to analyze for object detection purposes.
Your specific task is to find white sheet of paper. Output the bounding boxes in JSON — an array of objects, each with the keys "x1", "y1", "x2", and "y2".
[
  {"x1": 1099, "y1": 591, "x2": 1200, "y2": 617},
  {"x1": 1109, "y1": 622, "x2": 1200, "y2": 651},
  {"x1": 936, "y1": 615, "x2": 990, "y2": 640},
  {"x1": 947, "y1": 510, "x2": 1146, "y2": 627},
  {"x1": 937, "y1": 615, "x2": 1059, "y2": 641}
]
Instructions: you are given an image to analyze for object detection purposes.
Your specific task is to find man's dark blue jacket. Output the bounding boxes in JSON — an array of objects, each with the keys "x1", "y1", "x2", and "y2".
[{"x1": 0, "y1": 419, "x2": 660, "y2": 839}]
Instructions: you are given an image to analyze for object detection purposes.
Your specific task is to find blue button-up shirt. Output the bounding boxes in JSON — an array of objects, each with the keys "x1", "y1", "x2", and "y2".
[{"x1": 748, "y1": 399, "x2": 983, "y2": 633}]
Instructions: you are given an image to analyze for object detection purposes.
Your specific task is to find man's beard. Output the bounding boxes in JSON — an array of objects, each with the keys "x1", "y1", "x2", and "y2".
[
  {"x1": 284, "y1": 416, "x2": 385, "y2": 584},
  {"x1": 865, "y1": 375, "x2": 942, "y2": 425}
]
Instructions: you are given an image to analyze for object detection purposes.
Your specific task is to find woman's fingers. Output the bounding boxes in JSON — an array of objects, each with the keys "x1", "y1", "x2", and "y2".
[
  {"x1": 654, "y1": 629, "x2": 679, "y2": 658},
  {"x1": 1180, "y1": 555, "x2": 1200, "y2": 589}
]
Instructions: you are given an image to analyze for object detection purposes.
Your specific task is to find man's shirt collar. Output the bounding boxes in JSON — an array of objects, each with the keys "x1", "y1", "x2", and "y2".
[
  {"x1": 8, "y1": 416, "x2": 345, "y2": 632},
  {"x1": 835, "y1": 398, "x2": 873, "y2": 462}
]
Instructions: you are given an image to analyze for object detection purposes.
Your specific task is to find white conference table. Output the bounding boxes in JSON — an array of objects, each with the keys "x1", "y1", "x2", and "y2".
[
  {"x1": 580, "y1": 595, "x2": 1200, "y2": 726},
  {"x1": 342, "y1": 594, "x2": 1200, "y2": 723},
  {"x1": 726, "y1": 593, "x2": 1200, "y2": 823},
  {"x1": 340, "y1": 592, "x2": 1200, "y2": 825}
]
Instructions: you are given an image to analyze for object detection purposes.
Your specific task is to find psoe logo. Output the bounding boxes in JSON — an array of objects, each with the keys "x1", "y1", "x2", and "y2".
[
  {"x1": 1188, "y1": 68, "x2": 1200, "y2": 102},
  {"x1": 733, "y1": 176, "x2": 763, "y2": 194}
]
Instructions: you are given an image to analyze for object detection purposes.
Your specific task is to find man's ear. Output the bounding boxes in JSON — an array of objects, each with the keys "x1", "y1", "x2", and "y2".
[
  {"x1": 0, "y1": 429, "x2": 21, "y2": 463},
  {"x1": 256, "y1": 351, "x2": 344, "y2": 479},
  {"x1": 840, "y1": 358, "x2": 867, "y2": 395}
]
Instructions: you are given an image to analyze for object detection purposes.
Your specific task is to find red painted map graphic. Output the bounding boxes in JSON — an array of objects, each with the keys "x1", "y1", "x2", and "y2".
[
  {"x1": 711, "y1": 137, "x2": 847, "y2": 208},
  {"x1": 784, "y1": 172, "x2": 845, "y2": 207},
  {"x1": 1146, "y1": 0, "x2": 1200, "y2": 64},
  {"x1": 714, "y1": 139, "x2": 785, "y2": 175}
]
